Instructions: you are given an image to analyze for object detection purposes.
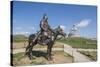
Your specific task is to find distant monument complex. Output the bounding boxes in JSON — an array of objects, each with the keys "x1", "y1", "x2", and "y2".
[{"x1": 68, "y1": 24, "x2": 80, "y2": 37}]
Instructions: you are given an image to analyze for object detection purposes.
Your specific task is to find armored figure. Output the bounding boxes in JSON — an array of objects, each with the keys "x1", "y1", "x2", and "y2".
[
  {"x1": 40, "y1": 14, "x2": 48, "y2": 32},
  {"x1": 32, "y1": 14, "x2": 54, "y2": 44},
  {"x1": 39, "y1": 14, "x2": 53, "y2": 43}
]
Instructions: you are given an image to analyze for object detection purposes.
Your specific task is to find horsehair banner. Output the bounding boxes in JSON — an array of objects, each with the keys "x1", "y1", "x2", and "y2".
[{"x1": 11, "y1": 0, "x2": 97, "y2": 66}]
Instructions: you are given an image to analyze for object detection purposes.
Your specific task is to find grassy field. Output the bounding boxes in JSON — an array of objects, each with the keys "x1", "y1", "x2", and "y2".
[
  {"x1": 12, "y1": 35, "x2": 97, "y2": 49},
  {"x1": 79, "y1": 51, "x2": 97, "y2": 61},
  {"x1": 57, "y1": 37, "x2": 97, "y2": 49},
  {"x1": 12, "y1": 34, "x2": 28, "y2": 42},
  {"x1": 12, "y1": 35, "x2": 64, "y2": 49},
  {"x1": 12, "y1": 51, "x2": 73, "y2": 66},
  {"x1": 12, "y1": 37, "x2": 97, "y2": 49}
]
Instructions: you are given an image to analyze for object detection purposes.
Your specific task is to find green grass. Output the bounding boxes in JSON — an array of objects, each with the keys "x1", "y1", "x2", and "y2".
[
  {"x1": 12, "y1": 52, "x2": 47, "y2": 66},
  {"x1": 12, "y1": 34, "x2": 28, "y2": 42},
  {"x1": 12, "y1": 34, "x2": 97, "y2": 49},
  {"x1": 12, "y1": 52, "x2": 25, "y2": 66},
  {"x1": 57, "y1": 37, "x2": 97, "y2": 49},
  {"x1": 30, "y1": 61, "x2": 46, "y2": 65},
  {"x1": 13, "y1": 52, "x2": 24, "y2": 59}
]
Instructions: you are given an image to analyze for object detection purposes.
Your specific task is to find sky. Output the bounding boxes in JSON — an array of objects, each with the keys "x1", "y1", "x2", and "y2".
[{"x1": 12, "y1": 1, "x2": 97, "y2": 38}]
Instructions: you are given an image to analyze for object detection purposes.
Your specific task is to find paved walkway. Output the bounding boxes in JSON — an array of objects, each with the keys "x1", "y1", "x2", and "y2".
[{"x1": 64, "y1": 44, "x2": 91, "y2": 62}]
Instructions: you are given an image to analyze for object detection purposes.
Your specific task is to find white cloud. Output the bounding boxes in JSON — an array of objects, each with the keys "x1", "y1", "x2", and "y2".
[
  {"x1": 76, "y1": 19, "x2": 91, "y2": 28},
  {"x1": 14, "y1": 31, "x2": 29, "y2": 35},
  {"x1": 60, "y1": 25, "x2": 66, "y2": 30},
  {"x1": 15, "y1": 26, "x2": 35, "y2": 30}
]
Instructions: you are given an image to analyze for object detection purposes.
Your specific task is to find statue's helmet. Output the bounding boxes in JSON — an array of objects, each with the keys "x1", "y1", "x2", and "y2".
[
  {"x1": 58, "y1": 25, "x2": 61, "y2": 28},
  {"x1": 73, "y1": 24, "x2": 76, "y2": 27},
  {"x1": 43, "y1": 14, "x2": 48, "y2": 20}
]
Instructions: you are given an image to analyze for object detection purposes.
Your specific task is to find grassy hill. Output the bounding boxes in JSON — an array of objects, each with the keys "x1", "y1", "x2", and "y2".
[
  {"x1": 12, "y1": 34, "x2": 28, "y2": 42},
  {"x1": 12, "y1": 35, "x2": 97, "y2": 49},
  {"x1": 57, "y1": 37, "x2": 97, "y2": 49}
]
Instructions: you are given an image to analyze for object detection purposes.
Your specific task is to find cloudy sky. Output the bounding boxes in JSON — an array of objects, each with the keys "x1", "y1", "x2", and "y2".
[{"x1": 12, "y1": 1, "x2": 97, "y2": 38}]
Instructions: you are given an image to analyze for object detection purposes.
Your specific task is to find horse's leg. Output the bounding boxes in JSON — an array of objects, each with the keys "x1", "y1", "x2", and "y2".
[
  {"x1": 28, "y1": 42, "x2": 36, "y2": 60},
  {"x1": 25, "y1": 41, "x2": 32, "y2": 55},
  {"x1": 28, "y1": 44, "x2": 33, "y2": 60},
  {"x1": 47, "y1": 42, "x2": 53, "y2": 60}
]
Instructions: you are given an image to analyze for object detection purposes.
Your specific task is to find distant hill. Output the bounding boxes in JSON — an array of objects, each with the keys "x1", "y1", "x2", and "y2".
[
  {"x1": 57, "y1": 37, "x2": 97, "y2": 49},
  {"x1": 11, "y1": 34, "x2": 28, "y2": 42}
]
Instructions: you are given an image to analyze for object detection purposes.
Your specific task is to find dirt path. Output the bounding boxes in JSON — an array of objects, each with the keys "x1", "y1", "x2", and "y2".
[
  {"x1": 12, "y1": 47, "x2": 97, "y2": 54},
  {"x1": 13, "y1": 48, "x2": 63, "y2": 54},
  {"x1": 51, "y1": 53, "x2": 73, "y2": 64}
]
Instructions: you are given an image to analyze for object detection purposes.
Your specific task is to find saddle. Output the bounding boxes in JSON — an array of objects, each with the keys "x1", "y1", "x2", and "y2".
[{"x1": 37, "y1": 31, "x2": 52, "y2": 45}]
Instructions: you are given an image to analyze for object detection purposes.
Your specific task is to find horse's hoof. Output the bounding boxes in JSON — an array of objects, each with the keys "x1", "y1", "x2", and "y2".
[
  {"x1": 29, "y1": 57, "x2": 33, "y2": 60},
  {"x1": 47, "y1": 57, "x2": 53, "y2": 61},
  {"x1": 51, "y1": 54, "x2": 54, "y2": 56},
  {"x1": 25, "y1": 52, "x2": 28, "y2": 55},
  {"x1": 29, "y1": 55, "x2": 33, "y2": 60},
  {"x1": 48, "y1": 58, "x2": 52, "y2": 61}
]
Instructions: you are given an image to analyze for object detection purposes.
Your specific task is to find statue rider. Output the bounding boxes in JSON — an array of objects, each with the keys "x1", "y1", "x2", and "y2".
[
  {"x1": 32, "y1": 14, "x2": 54, "y2": 44},
  {"x1": 39, "y1": 14, "x2": 53, "y2": 43}
]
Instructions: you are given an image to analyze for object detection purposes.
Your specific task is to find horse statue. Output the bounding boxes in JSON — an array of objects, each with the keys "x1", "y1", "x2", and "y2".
[{"x1": 25, "y1": 26, "x2": 66, "y2": 60}]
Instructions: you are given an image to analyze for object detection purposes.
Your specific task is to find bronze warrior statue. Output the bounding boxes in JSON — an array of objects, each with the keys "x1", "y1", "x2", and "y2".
[
  {"x1": 25, "y1": 14, "x2": 66, "y2": 60},
  {"x1": 39, "y1": 14, "x2": 53, "y2": 43}
]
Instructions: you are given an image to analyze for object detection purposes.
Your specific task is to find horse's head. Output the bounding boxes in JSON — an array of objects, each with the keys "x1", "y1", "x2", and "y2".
[{"x1": 54, "y1": 26, "x2": 66, "y2": 37}]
